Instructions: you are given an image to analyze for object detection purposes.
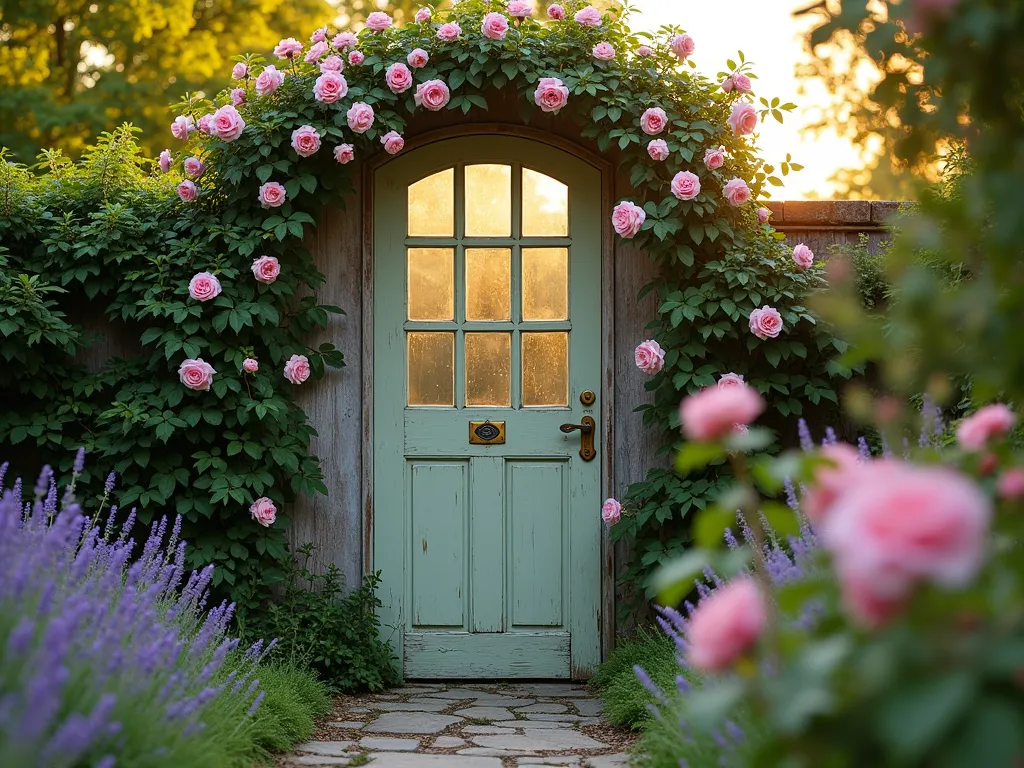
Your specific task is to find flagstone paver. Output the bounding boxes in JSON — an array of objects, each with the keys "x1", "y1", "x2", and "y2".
[
  {"x1": 453, "y1": 706, "x2": 516, "y2": 720},
  {"x1": 360, "y1": 737, "x2": 421, "y2": 751},
  {"x1": 363, "y1": 712, "x2": 463, "y2": 734},
  {"x1": 515, "y1": 702, "x2": 568, "y2": 714}
]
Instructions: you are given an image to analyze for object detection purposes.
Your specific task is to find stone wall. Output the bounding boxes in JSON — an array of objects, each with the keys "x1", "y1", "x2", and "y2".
[{"x1": 767, "y1": 199, "x2": 904, "y2": 256}]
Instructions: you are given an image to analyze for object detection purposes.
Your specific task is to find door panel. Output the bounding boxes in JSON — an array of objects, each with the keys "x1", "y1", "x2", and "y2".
[{"x1": 374, "y1": 135, "x2": 602, "y2": 679}]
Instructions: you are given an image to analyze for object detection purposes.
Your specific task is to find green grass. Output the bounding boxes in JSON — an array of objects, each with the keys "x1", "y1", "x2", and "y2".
[
  {"x1": 591, "y1": 627, "x2": 678, "y2": 729},
  {"x1": 246, "y1": 661, "x2": 333, "y2": 755}
]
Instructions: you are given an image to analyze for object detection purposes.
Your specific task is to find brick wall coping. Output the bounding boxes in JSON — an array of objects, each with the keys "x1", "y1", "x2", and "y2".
[{"x1": 768, "y1": 200, "x2": 912, "y2": 228}]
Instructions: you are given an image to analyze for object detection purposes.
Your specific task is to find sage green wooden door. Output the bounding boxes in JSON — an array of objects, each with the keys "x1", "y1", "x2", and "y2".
[{"x1": 373, "y1": 136, "x2": 602, "y2": 679}]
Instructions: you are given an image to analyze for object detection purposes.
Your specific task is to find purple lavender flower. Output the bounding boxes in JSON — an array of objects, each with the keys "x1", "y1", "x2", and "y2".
[
  {"x1": 857, "y1": 436, "x2": 872, "y2": 461},
  {"x1": 797, "y1": 418, "x2": 813, "y2": 451}
]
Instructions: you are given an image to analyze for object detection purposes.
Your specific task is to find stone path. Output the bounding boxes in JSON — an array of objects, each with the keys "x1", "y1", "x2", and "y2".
[{"x1": 285, "y1": 682, "x2": 634, "y2": 767}]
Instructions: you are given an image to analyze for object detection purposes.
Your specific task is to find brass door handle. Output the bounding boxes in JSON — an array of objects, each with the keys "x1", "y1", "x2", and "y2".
[{"x1": 559, "y1": 416, "x2": 596, "y2": 461}]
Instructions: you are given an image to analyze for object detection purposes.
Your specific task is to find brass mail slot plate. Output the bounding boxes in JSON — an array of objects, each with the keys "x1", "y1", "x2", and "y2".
[{"x1": 469, "y1": 421, "x2": 506, "y2": 445}]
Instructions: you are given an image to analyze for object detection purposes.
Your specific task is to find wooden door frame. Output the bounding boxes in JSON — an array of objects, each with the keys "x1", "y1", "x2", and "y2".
[{"x1": 361, "y1": 123, "x2": 617, "y2": 665}]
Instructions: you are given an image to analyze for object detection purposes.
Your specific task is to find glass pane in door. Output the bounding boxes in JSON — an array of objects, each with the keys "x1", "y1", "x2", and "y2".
[
  {"x1": 465, "y1": 333, "x2": 511, "y2": 406},
  {"x1": 408, "y1": 169, "x2": 454, "y2": 236},
  {"x1": 408, "y1": 332, "x2": 454, "y2": 406},
  {"x1": 465, "y1": 164, "x2": 512, "y2": 237},
  {"x1": 522, "y1": 248, "x2": 568, "y2": 321},
  {"x1": 465, "y1": 248, "x2": 511, "y2": 321},
  {"x1": 407, "y1": 248, "x2": 454, "y2": 321},
  {"x1": 521, "y1": 332, "x2": 569, "y2": 406},
  {"x1": 522, "y1": 169, "x2": 568, "y2": 236}
]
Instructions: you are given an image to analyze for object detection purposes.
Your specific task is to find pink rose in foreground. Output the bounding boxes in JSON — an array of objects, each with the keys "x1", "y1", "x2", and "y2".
[
  {"x1": 386, "y1": 62, "x2": 413, "y2": 93},
  {"x1": 640, "y1": 107, "x2": 668, "y2": 135},
  {"x1": 158, "y1": 149, "x2": 172, "y2": 174},
  {"x1": 728, "y1": 102, "x2": 759, "y2": 135},
  {"x1": 671, "y1": 171, "x2": 700, "y2": 201},
  {"x1": 291, "y1": 125, "x2": 321, "y2": 158},
  {"x1": 178, "y1": 358, "x2": 216, "y2": 391},
  {"x1": 998, "y1": 468, "x2": 1024, "y2": 499},
  {"x1": 407, "y1": 48, "x2": 429, "y2": 68},
  {"x1": 686, "y1": 578, "x2": 766, "y2": 672},
  {"x1": 802, "y1": 443, "x2": 862, "y2": 525},
  {"x1": 593, "y1": 42, "x2": 615, "y2": 61},
  {"x1": 304, "y1": 41, "x2": 328, "y2": 63},
  {"x1": 274, "y1": 37, "x2": 302, "y2": 59},
  {"x1": 284, "y1": 354, "x2": 311, "y2": 385},
  {"x1": 437, "y1": 22, "x2": 462, "y2": 41},
  {"x1": 732, "y1": 73, "x2": 752, "y2": 92},
  {"x1": 508, "y1": 0, "x2": 533, "y2": 17},
  {"x1": 209, "y1": 104, "x2": 245, "y2": 142},
  {"x1": 333, "y1": 32, "x2": 357, "y2": 49},
  {"x1": 547, "y1": 3, "x2": 566, "y2": 20},
  {"x1": 188, "y1": 271, "x2": 221, "y2": 302},
  {"x1": 957, "y1": 404, "x2": 1016, "y2": 451},
  {"x1": 197, "y1": 114, "x2": 213, "y2": 135},
  {"x1": 637, "y1": 45, "x2": 653, "y2": 57},
  {"x1": 320, "y1": 55, "x2": 343, "y2": 72},
  {"x1": 670, "y1": 34, "x2": 695, "y2": 60},
  {"x1": 258, "y1": 181, "x2": 286, "y2": 208},
  {"x1": 366, "y1": 11, "x2": 393, "y2": 31},
  {"x1": 348, "y1": 50, "x2": 364, "y2": 66},
  {"x1": 314, "y1": 71, "x2": 348, "y2": 103},
  {"x1": 232, "y1": 62, "x2": 248, "y2": 80},
  {"x1": 255, "y1": 65, "x2": 285, "y2": 97},
  {"x1": 575, "y1": 6, "x2": 602, "y2": 26},
  {"x1": 230, "y1": 88, "x2": 246, "y2": 106},
  {"x1": 415, "y1": 7, "x2": 432, "y2": 23},
  {"x1": 820, "y1": 462, "x2": 990, "y2": 627},
  {"x1": 176, "y1": 180, "x2": 197, "y2": 203},
  {"x1": 634, "y1": 340, "x2": 665, "y2": 375},
  {"x1": 243, "y1": 358, "x2": 259, "y2": 373},
  {"x1": 757, "y1": 207, "x2": 771, "y2": 224},
  {"x1": 749, "y1": 305, "x2": 783, "y2": 339},
  {"x1": 334, "y1": 144, "x2": 355, "y2": 164},
  {"x1": 601, "y1": 498, "x2": 622, "y2": 525},
  {"x1": 171, "y1": 115, "x2": 195, "y2": 140},
  {"x1": 704, "y1": 145, "x2": 725, "y2": 169},
  {"x1": 679, "y1": 385, "x2": 765, "y2": 441},
  {"x1": 482, "y1": 12, "x2": 510, "y2": 40},
  {"x1": 534, "y1": 77, "x2": 569, "y2": 113},
  {"x1": 717, "y1": 372, "x2": 745, "y2": 389},
  {"x1": 310, "y1": 27, "x2": 327, "y2": 43},
  {"x1": 346, "y1": 102, "x2": 375, "y2": 133},
  {"x1": 647, "y1": 139, "x2": 669, "y2": 161},
  {"x1": 415, "y1": 79, "x2": 451, "y2": 111},
  {"x1": 723, "y1": 177, "x2": 751, "y2": 206},
  {"x1": 611, "y1": 201, "x2": 646, "y2": 238},
  {"x1": 250, "y1": 497, "x2": 277, "y2": 527},
  {"x1": 381, "y1": 131, "x2": 405, "y2": 155},
  {"x1": 792, "y1": 243, "x2": 814, "y2": 269},
  {"x1": 251, "y1": 255, "x2": 281, "y2": 284}
]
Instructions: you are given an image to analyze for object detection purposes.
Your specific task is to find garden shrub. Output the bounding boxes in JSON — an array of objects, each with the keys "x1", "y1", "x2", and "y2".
[
  {"x1": 245, "y1": 660, "x2": 332, "y2": 753},
  {"x1": 591, "y1": 627, "x2": 676, "y2": 729}
]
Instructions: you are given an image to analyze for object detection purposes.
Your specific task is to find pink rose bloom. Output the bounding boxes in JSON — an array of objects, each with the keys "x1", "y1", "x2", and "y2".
[
  {"x1": 304, "y1": 41, "x2": 328, "y2": 63},
  {"x1": 314, "y1": 71, "x2": 348, "y2": 103},
  {"x1": 671, "y1": 171, "x2": 701, "y2": 201},
  {"x1": 703, "y1": 145, "x2": 725, "y2": 169},
  {"x1": 407, "y1": 48, "x2": 429, "y2": 68},
  {"x1": 686, "y1": 578, "x2": 767, "y2": 672},
  {"x1": 284, "y1": 354, "x2": 311, "y2": 385},
  {"x1": 601, "y1": 498, "x2": 622, "y2": 525},
  {"x1": 255, "y1": 65, "x2": 285, "y2": 97},
  {"x1": 291, "y1": 125, "x2": 321, "y2": 158},
  {"x1": 348, "y1": 50, "x2": 365, "y2": 66},
  {"x1": 547, "y1": 3, "x2": 566, "y2": 20},
  {"x1": 574, "y1": 6, "x2": 602, "y2": 26},
  {"x1": 757, "y1": 207, "x2": 771, "y2": 224},
  {"x1": 957, "y1": 404, "x2": 1015, "y2": 450},
  {"x1": 243, "y1": 358, "x2": 259, "y2": 373},
  {"x1": 188, "y1": 271, "x2": 221, "y2": 302},
  {"x1": 381, "y1": 130, "x2": 405, "y2": 155},
  {"x1": 437, "y1": 22, "x2": 462, "y2": 41},
  {"x1": 310, "y1": 26, "x2": 328, "y2": 43},
  {"x1": 637, "y1": 45, "x2": 653, "y2": 57},
  {"x1": 274, "y1": 37, "x2": 302, "y2": 59},
  {"x1": 178, "y1": 358, "x2": 216, "y2": 391},
  {"x1": 209, "y1": 104, "x2": 245, "y2": 142},
  {"x1": 717, "y1": 372, "x2": 745, "y2": 389},
  {"x1": 482, "y1": 12, "x2": 510, "y2": 40},
  {"x1": 534, "y1": 77, "x2": 569, "y2": 114},
  {"x1": 197, "y1": 114, "x2": 213, "y2": 135},
  {"x1": 346, "y1": 102, "x2": 375, "y2": 133},
  {"x1": 230, "y1": 88, "x2": 246, "y2": 106},
  {"x1": 998, "y1": 468, "x2": 1024, "y2": 499},
  {"x1": 251, "y1": 255, "x2": 281, "y2": 284},
  {"x1": 802, "y1": 443, "x2": 862, "y2": 525},
  {"x1": 820, "y1": 463, "x2": 990, "y2": 627},
  {"x1": 232, "y1": 62, "x2": 248, "y2": 80},
  {"x1": 250, "y1": 497, "x2": 277, "y2": 527},
  {"x1": 721, "y1": 76, "x2": 735, "y2": 93},
  {"x1": 592, "y1": 41, "x2": 615, "y2": 61},
  {"x1": 647, "y1": 139, "x2": 669, "y2": 161},
  {"x1": 333, "y1": 32, "x2": 357, "y2": 49},
  {"x1": 415, "y1": 7, "x2": 432, "y2": 23},
  {"x1": 158, "y1": 149, "x2": 172, "y2": 174},
  {"x1": 334, "y1": 144, "x2": 355, "y2": 164},
  {"x1": 415, "y1": 79, "x2": 451, "y2": 111},
  {"x1": 176, "y1": 180, "x2": 197, "y2": 203},
  {"x1": 258, "y1": 181, "x2": 286, "y2": 208},
  {"x1": 611, "y1": 201, "x2": 646, "y2": 238},
  {"x1": 670, "y1": 33, "x2": 695, "y2": 60},
  {"x1": 320, "y1": 55, "x2": 344, "y2": 72},
  {"x1": 170, "y1": 115, "x2": 195, "y2": 140},
  {"x1": 366, "y1": 11, "x2": 393, "y2": 31},
  {"x1": 640, "y1": 107, "x2": 668, "y2": 135},
  {"x1": 792, "y1": 243, "x2": 814, "y2": 269},
  {"x1": 634, "y1": 340, "x2": 665, "y2": 375},
  {"x1": 183, "y1": 156, "x2": 205, "y2": 178},
  {"x1": 732, "y1": 73, "x2": 752, "y2": 92},
  {"x1": 728, "y1": 102, "x2": 759, "y2": 135},
  {"x1": 723, "y1": 177, "x2": 751, "y2": 206},
  {"x1": 679, "y1": 386, "x2": 765, "y2": 441},
  {"x1": 748, "y1": 305, "x2": 783, "y2": 339},
  {"x1": 508, "y1": 0, "x2": 533, "y2": 17},
  {"x1": 386, "y1": 62, "x2": 413, "y2": 93}
]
